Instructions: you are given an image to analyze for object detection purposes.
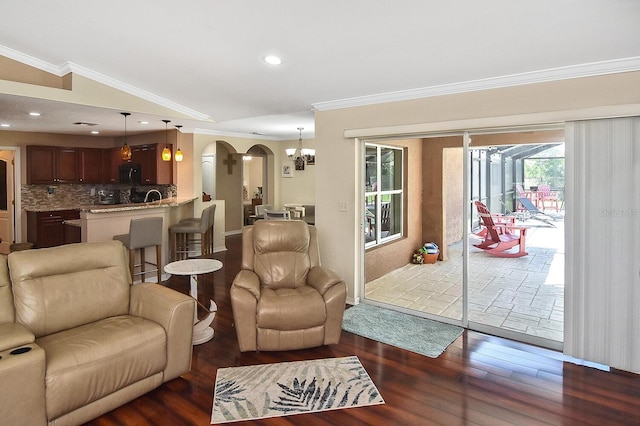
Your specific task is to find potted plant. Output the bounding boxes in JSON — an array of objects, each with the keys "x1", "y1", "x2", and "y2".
[{"x1": 411, "y1": 242, "x2": 439, "y2": 264}]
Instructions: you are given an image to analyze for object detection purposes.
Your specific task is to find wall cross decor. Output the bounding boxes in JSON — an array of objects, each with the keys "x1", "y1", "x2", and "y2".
[{"x1": 223, "y1": 154, "x2": 237, "y2": 174}]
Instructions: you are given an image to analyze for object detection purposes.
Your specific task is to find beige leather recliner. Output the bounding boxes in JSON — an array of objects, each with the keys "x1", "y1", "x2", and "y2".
[
  {"x1": 231, "y1": 220, "x2": 346, "y2": 352},
  {"x1": 0, "y1": 240, "x2": 194, "y2": 426}
]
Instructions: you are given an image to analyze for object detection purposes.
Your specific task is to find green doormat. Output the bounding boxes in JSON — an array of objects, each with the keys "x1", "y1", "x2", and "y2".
[
  {"x1": 212, "y1": 356, "x2": 384, "y2": 424},
  {"x1": 342, "y1": 303, "x2": 463, "y2": 358}
]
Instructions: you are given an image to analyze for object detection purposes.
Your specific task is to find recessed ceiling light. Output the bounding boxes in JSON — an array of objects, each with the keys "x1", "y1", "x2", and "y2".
[
  {"x1": 264, "y1": 55, "x2": 282, "y2": 65},
  {"x1": 0, "y1": 124, "x2": 10, "y2": 128},
  {"x1": 139, "y1": 121, "x2": 149, "y2": 124},
  {"x1": 29, "y1": 112, "x2": 41, "y2": 116},
  {"x1": 91, "y1": 130, "x2": 100, "y2": 135}
]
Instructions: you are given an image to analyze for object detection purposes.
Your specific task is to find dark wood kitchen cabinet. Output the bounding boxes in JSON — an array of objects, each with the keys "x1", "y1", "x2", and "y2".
[
  {"x1": 27, "y1": 143, "x2": 173, "y2": 185},
  {"x1": 26, "y1": 146, "x2": 56, "y2": 184},
  {"x1": 103, "y1": 147, "x2": 125, "y2": 183},
  {"x1": 27, "y1": 146, "x2": 80, "y2": 184},
  {"x1": 27, "y1": 209, "x2": 81, "y2": 248},
  {"x1": 132, "y1": 144, "x2": 155, "y2": 184},
  {"x1": 79, "y1": 148, "x2": 103, "y2": 184},
  {"x1": 132, "y1": 144, "x2": 173, "y2": 184}
]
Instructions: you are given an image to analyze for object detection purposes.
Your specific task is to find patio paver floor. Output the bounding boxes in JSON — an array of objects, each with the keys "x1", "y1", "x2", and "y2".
[{"x1": 365, "y1": 217, "x2": 564, "y2": 343}]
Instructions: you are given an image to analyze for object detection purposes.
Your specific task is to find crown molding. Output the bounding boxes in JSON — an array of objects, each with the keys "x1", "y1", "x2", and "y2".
[
  {"x1": 63, "y1": 62, "x2": 210, "y2": 121},
  {"x1": 0, "y1": 44, "x2": 60, "y2": 75},
  {"x1": 313, "y1": 57, "x2": 640, "y2": 112},
  {"x1": 0, "y1": 44, "x2": 210, "y2": 121}
]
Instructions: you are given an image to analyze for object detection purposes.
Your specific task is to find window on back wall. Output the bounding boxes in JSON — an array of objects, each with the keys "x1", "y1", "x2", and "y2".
[{"x1": 364, "y1": 143, "x2": 403, "y2": 247}]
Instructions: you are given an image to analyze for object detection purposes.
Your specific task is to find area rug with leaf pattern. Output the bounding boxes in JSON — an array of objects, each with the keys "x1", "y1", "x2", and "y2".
[{"x1": 211, "y1": 356, "x2": 384, "y2": 424}]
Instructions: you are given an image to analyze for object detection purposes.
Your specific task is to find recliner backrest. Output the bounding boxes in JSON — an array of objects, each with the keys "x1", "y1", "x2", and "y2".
[
  {"x1": 9, "y1": 241, "x2": 131, "y2": 338},
  {"x1": 245, "y1": 220, "x2": 319, "y2": 290}
]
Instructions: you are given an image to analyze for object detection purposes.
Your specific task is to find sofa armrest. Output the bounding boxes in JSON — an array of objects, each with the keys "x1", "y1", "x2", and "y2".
[
  {"x1": 0, "y1": 343, "x2": 47, "y2": 425},
  {"x1": 307, "y1": 266, "x2": 344, "y2": 296},
  {"x1": 230, "y1": 270, "x2": 261, "y2": 351},
  {"x1": 0, "y1": 323, "x2": 35, "y2": 352},
  {"x1": 130, "y1": 283, "x2": 195, "y2": 382}
]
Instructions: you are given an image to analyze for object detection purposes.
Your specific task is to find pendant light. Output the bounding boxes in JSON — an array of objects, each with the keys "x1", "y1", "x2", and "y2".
[
  {"x1": 161, "y1": 119, "x2": 172, "y2": 161},
  {"x1": 120, "y1": 112, "x2": 132, "y2": 161},
  {"x1": 174, "y1": 125, "x2": 183, "y2": 162}
]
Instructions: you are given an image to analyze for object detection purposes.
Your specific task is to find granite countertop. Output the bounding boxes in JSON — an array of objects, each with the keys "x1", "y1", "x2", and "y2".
[{"x1": 25, "y1": 197, "x2": 197, "y2": 213}]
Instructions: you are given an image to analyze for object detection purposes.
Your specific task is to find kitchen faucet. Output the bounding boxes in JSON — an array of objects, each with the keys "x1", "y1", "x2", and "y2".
[{"x1": 144, "y1": 189, "x2": 163, "y2": 203}]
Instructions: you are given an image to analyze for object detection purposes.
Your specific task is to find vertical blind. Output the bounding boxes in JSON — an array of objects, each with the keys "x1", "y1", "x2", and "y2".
[{"x1": 564, "y1": 117, "x2": 640, "y2": 373}]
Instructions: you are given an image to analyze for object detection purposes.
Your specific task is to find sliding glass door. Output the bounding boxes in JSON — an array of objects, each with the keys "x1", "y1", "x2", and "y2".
[
  {"x1": 362, "y1": 129, "x2": 565, "y2": 350},
  {"x1": 467, "y1": 137, "x2": 564, "y2": 349}
]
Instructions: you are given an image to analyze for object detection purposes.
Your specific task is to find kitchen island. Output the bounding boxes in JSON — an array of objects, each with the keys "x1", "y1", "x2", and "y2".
[
  {"x1": 24, "y1": 197, "x2": 226, "y2": 283},
  {"x1": 79, "y1": 197, "x2": 196, "y2": 282}
]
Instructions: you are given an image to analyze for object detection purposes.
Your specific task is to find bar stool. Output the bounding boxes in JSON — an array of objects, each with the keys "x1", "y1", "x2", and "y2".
[
  {"x1": 201, "y1": 204, "x2": 216, "y2": 253},
  {"x1": 113, "y1": 217, "x2": 163, "y2": 283},
  {"x1": 178, "y1": 204, "x2": 216, "y2": 254},
  {"x1": 170, "y1": 206, "x2": 214, "y2": 260}
]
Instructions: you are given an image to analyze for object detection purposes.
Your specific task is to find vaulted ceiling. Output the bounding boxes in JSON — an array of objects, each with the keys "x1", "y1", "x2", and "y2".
[{"x1": 1, "y1": 1, "x2": 639, "y2": 140}]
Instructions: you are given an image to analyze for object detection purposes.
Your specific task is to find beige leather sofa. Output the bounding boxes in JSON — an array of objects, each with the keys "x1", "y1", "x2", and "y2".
[
  {"x1": 0, "y1": 240, "x2": 194, "y2": 426},
  {"x1": 231, "y1": 220, "x2": 346, "y2": 351}
]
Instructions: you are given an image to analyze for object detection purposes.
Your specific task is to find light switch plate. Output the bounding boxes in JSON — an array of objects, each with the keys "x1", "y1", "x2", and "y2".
[{"x1": 338, "y1": 201, "x2": 348, "y2": 212}]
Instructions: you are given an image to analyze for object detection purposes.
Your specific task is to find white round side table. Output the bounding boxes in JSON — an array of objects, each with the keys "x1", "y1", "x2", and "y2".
[{"x1": 164, "y1": 258, "x2": 223, "y2": 345}]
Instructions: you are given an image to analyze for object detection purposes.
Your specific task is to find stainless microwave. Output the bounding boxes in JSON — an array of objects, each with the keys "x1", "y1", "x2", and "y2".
[{"x1": 119, "y1": 163, "x2": 141, "y2": 184}]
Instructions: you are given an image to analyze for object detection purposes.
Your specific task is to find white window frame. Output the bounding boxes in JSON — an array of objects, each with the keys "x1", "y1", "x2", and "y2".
[{"x1": 365, "y1": 143, "x2": 404, "y2": 248}]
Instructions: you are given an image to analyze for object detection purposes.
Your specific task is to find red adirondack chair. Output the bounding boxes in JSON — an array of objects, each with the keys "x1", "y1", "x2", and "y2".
[
  {"x1": 538, "y1": 184, "x2": 559, "y2": 212},
  {"x1": 473, "y1": 201, "x2": 529, "y2": 258},
  {"x1": 473, "y1": 211, "x2": 516, "y2": 238}
]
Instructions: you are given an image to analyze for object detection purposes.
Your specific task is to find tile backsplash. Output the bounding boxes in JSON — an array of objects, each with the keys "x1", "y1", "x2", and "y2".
[{"x1": 22, "y1": 184, "x2": 177, "y2": 211}]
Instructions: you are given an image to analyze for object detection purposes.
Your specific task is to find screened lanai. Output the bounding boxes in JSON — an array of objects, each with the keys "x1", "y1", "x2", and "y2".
[{"x1": 363, "y1": 131, "x2": 566, "y2": 349}]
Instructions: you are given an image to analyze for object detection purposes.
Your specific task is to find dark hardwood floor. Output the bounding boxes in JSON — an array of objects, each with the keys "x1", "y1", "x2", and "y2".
[{"x1": 87, "y1": 234, "x2": 640, "y2": 425}]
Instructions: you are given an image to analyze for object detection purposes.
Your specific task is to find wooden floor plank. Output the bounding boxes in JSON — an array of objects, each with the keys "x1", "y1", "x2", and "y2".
[{"x1": 83, "y1": 234, "x2": 640, "y2": 426}]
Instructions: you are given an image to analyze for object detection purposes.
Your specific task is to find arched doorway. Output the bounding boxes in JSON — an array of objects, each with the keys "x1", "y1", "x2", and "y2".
[
  {"x1": 243, "y1": 145, "x2": 269, "y2": 225},
  {"x1": 204, "y1": 141, "x2": 274, "y2": 234}
]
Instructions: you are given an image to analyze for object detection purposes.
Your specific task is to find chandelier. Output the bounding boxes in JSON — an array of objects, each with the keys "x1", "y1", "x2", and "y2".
[{"x1": 285, "y1": 127, "x2": 315, "y2": 170}]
